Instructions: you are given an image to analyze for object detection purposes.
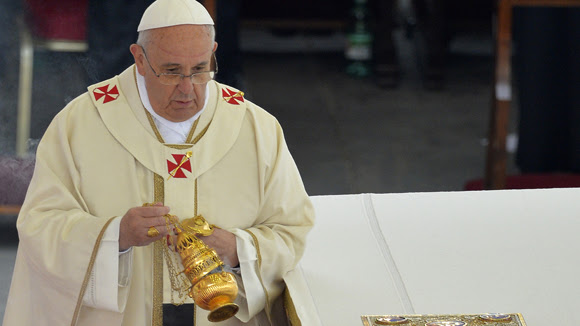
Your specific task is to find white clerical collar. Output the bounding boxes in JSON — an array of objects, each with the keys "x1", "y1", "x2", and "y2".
[{"x1": 136, "y1": 71, "x2": 208, "y2": 144}]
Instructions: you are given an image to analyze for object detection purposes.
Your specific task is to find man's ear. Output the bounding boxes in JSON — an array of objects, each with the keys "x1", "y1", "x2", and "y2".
[{"x1": 130, "y1": 44, "x2": 146, "y2": 76}]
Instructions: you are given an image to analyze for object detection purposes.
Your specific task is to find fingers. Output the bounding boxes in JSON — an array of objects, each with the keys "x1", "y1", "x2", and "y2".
[
  {"x1": 139, "y1": 205, "x2": 171, "y2": 218},
  {"x1": 197, "y1": 228, "x2": 238, "y2": 267},
  {"x1": 139, "y1": 205, "x2": 173, "y2": 229},
  {"x1": 166, "y1": 233, "x2": 179, "y2": 252},
  {"x1": 119, "y1": 205, "x2": 177, "y2": 250}
]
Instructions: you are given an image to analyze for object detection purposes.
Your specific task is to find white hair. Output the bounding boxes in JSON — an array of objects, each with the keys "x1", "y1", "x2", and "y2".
[{"x1": 136, "y1": 25, "x2": 215, "y2": 48}]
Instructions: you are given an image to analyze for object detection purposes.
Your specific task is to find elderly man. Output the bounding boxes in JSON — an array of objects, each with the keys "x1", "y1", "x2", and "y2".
[{"x1": 2, "y1": 0, "x2": 315, "y2": 325}]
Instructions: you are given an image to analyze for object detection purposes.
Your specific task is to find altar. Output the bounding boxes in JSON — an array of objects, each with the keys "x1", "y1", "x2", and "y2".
[{"x1": 295, "y1": 189, "x2": 580, "y2": 325}]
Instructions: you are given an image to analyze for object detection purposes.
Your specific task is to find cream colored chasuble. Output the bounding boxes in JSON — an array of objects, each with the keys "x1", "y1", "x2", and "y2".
[
  {"x1": 91, "y1": 67, "x2": 249, "y2": 325},
  {"x1": 3, "y1": 64, "x2": 314, "y2": 326}
]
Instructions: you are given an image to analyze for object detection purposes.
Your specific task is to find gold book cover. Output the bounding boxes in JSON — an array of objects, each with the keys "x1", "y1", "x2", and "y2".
[{"x1": 362, "y1": 313, "x2": 526, "y2": 326}]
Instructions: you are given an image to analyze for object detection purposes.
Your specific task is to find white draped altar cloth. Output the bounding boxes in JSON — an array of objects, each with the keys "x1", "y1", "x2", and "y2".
[{"x1": 298, "y1": 189, "x2": 580, "y2": 326}]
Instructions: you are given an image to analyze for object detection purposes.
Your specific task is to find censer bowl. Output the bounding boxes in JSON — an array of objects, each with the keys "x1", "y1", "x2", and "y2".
[{"x1": 190, "y1": 271, "x2": 239, "y2": 322}]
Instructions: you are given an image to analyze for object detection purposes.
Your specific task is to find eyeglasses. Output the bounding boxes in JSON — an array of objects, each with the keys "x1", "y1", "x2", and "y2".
[{"x1": 140, "y1": 46, "x2": 218, "y2": 85}]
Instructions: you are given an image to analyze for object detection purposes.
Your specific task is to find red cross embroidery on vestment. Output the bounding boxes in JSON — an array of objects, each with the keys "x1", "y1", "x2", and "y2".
[
  {"x1": 167, "y1": 154, "x2": 192, "y2": 178},
  {"x1": 222, "y1": 88, "x2": 244, "y2": 105},
  {"x1": 93, "y1": 84, "x2": 120, "y2": 103}
]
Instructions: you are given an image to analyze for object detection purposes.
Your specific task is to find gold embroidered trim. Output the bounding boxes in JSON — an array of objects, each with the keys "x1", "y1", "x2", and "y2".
[
  {"x1": 153, "y1": 173, "x2": 164, "y2": 326},
  {"x1": 153, "y1": 243, "x2": 164, "y2": 325},
  {"x1": 166, "y1": 144, "x2": 193, "y2": 150},
  {"x1": 143, "y1": 101, "x2": 213, "y2": 148},
  {"x1": 146, "y1": 110, "x2": 166, "y2": 143},
  {"x1": 133, "y1": 66, "x2": 212, "y2": 147},
  {"x1": 187, "y1": 119, "x2": 211, "y2": 145},
  {"x1": 153, "y1": 174, "x2": 198, "y2": 325},
  {"x1": 144, "y1": 108, "x2": 212, "y2": 149},
  {"x1": 132, "y1": 67, "x2": 164, "y2": 143},
  {"x1": 192, "y1": 178, "x2": 199, "y2": 325},
  {"x1": 284, "y1": 288, "x2": 302, "y2": 326},
  {"x1": 70, "y1": 216, "x2": 118, "y2": 326},
  {"x1": 243, "y1": 229, "x2": 273, "y2": 324},
  {"x1": 194, "y1": 179, "x2": 199, "y2": 217},
  {"x1": 185, "y1": 118, "x2": 200, "y2": 144}
]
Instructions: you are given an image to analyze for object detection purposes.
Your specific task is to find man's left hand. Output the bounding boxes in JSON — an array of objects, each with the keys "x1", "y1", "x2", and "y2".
[{"x1": 198, "y1": 228, "x2": 239, "y2": 268}]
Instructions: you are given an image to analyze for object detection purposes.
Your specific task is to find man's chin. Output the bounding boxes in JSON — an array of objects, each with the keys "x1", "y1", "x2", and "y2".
[{"x1": 166, "y1": 107, "x2": 200, "y2": 122}]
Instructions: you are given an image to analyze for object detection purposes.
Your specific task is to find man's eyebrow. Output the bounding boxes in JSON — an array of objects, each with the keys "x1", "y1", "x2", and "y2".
[
  {"x1": 159, "y1": 60, "x2": 210, "y2": 69},
  {"x1": 193, "y1": 60, "x2": 210, "y2": 68},
  {"x1": 159, "y1": 62, "x2": 181, "y2": 69}
]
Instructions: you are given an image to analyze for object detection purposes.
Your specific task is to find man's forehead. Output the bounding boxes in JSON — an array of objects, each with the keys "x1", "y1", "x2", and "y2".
[
  {"x1": 152, "y1": 43, "x2": 213, "y2": 60},
  {"x1": 149, "y1": 26, "x2": 213, "y2": 59}
]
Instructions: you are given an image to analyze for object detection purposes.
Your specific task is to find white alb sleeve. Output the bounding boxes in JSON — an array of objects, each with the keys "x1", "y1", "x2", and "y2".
[
  {"x1": 229, "y1": 229, "x2": 265, "y2": 322},
  {"x1": 82, "y1": 216, "x2": 133, "y2": 312}
]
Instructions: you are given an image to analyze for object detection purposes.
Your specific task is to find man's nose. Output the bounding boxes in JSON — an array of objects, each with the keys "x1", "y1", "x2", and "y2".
[{"x1": 177, "y1": 75, "x2": 194, "y2": 93}]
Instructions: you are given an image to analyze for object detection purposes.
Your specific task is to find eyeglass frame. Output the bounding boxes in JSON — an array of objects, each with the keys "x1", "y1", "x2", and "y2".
[{"x1": 139, "y1": 45, "x2": 218, "y2": 85}]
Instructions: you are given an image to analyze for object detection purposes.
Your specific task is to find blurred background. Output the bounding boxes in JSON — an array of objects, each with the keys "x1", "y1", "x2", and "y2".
[
  {"x1": 0, "y1": 0, "x2": 511, "y2": 195},
  {"x1": 0, "y1": 0, "x2": 579, "y2": 319}
]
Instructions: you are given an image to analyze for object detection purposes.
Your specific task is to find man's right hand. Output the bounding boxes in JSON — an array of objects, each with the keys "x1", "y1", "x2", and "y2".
[{"x1": 119, "y1": 203, "x2": 172, "y2": 251}]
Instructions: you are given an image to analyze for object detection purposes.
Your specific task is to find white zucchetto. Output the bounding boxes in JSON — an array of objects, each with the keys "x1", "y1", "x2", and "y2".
[{"x1": 137, "y1": 0, "x2": 214, "y2": 32}]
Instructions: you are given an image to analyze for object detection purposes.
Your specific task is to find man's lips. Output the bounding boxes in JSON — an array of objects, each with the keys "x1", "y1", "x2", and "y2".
[{"x1": 174, "y1": 99, "x2": 193, "y2": 106}]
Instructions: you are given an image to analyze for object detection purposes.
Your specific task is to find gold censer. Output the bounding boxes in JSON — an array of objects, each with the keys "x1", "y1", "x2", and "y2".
[{"x1": 163, "y1": 212, "x2": 240, "y2": 322}]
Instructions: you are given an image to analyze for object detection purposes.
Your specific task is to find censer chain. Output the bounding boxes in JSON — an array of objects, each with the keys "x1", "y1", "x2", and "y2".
[{"x1": 161, "y1": 214, "x2": 192, "y2": 305}]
